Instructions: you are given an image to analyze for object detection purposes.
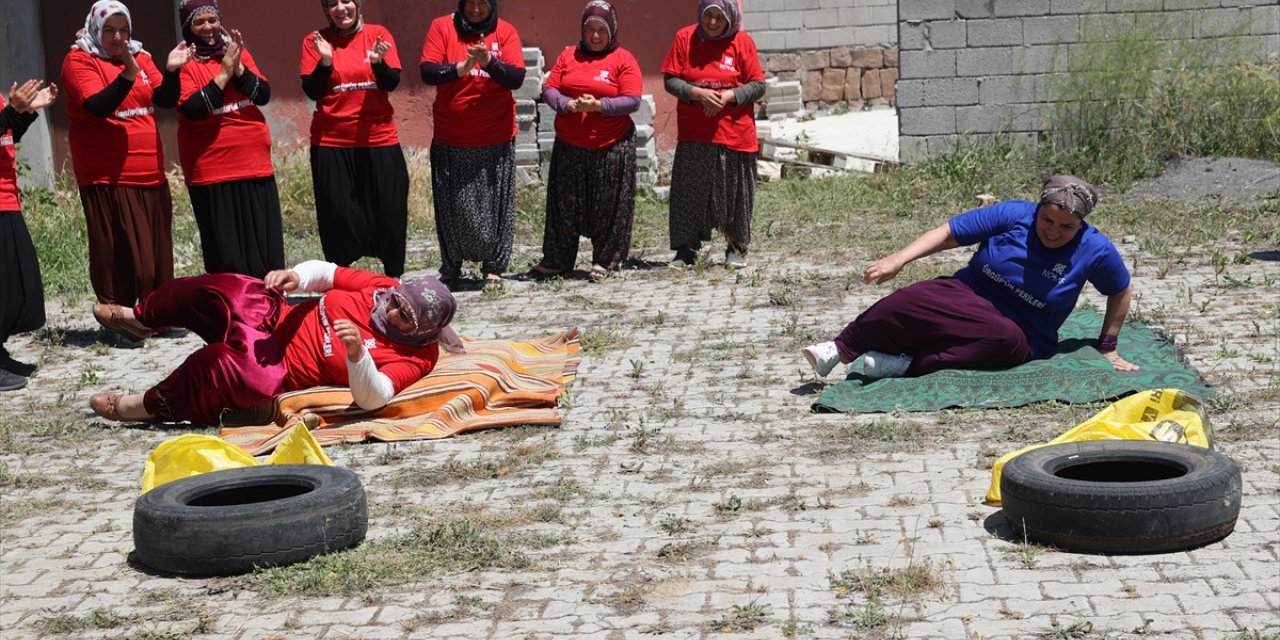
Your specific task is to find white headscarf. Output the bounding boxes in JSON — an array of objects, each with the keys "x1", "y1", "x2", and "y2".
[{"x1": 74, "y1": 1, "x2": 145, "y2": 59}]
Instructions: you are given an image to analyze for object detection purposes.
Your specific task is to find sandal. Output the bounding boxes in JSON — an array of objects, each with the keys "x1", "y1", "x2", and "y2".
[
  {"x1": 482, "y1": 276, "x2": 505, "y2": 292},
  {"x1": 515, "y1": 265, "x2": 562, "y2": 282},
  {"x1": 93, "y1": 304, "x2": 152, "y2": 339},
  {"x1": 588, "y1": 265, "x2": 610, "y2": 283},
  {"x1": 89, "y1": 392, "x2": 125, "y2": 422}
]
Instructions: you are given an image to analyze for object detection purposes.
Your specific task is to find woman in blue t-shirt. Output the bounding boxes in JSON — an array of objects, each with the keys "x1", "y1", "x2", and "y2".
[{"x1": 803, "y1": 175, "x2": 1139, "y2": 379}]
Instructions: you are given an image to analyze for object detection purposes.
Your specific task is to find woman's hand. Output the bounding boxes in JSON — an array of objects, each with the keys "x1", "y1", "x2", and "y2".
[
  {"x1": 228, "y1": 29, "x2": 246, "y2": 76},
  {"x1": 1104, "y1": 351, "x2": 1140, "y2": 372},
  {"x1": 263, "y1": 269, "x2": 300, "y2": 292},
  {"x1": 219, "y1": 40, "x2": 241, "y2": 80},
  {"x1": 120, "y1": 45, "x2": 140, "y2": 81},
  {"x1": 692, "y1": 86, "x2": 726, "y2": 117},
  {"x1": 29, "y1": 82, "x2": 58, "y2": 111},
  {"x1": 312, "y1": 31, "x2": 333, "y2": 65},
  {"x1": 166, "y1": 41, "x2": 192, "y2": 72},
  {"x1": 863, "y1": 255, "x2": 903, "y2": 285},
  {"x1": 8, "y1": 80, "x2": 39, "y2": 112},
  {"x1": 368, "y1": 34, "x2": 391, "y2": 65},
  {"x1": 466, "y1": 42, "x2": 492, "y2": 68},
  {"x1": 333, "y1": 319, "x2": 365, "y2": 362},
  {"x1": 570, "y1": 94, "x2": 601, "y2": 113}
]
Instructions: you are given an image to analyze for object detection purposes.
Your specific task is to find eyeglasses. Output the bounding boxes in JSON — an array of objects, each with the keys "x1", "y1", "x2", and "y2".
[{"x1": 390, "y1": 293, "x2": 416, "y2": 325}]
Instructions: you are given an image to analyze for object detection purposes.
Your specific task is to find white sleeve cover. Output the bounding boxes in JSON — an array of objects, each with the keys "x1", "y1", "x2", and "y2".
[
  {"x1": 346, "y1": 350, "x2": 396, "y2": 410},
  {"x1": 292, "y1": 260, "x2": 338, "y2": 293}
]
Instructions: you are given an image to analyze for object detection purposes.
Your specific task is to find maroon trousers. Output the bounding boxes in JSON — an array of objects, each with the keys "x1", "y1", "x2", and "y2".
[
  {"x1": 135, "y1": 273, "x2": 286, "y2": 423},
  {"x1": 834, "y1": 278, "x2": 1031, "y2": 376}
]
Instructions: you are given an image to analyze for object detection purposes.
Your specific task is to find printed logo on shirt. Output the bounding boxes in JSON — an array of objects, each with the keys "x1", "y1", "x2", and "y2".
[
  {"x1": 1042, "y1": 262, "x2": 1068, "y2": 284},
  {"x1": 982, "y1": 264, "x2": 1047, "y2": 309},
  {"x1": 719, "y1": 55, "x2": 736, "y2": 72},
  {"x1": 593, "y1": 69, "x2": 614, "y2": 85},
  {"x1": 139, "y1": 69, "x2": 151, "y2": 85},
  {"x1": 0, "y1": 134, "x2": 12, "y2": 148},
  {"x1": 332, "y1": 81, "x2": 378, "y2": 94},
  {"x1": 211, "y1": 98, "x2": 253, "y2": 116},
  {"x1": 113, "y1": 106, "x2": 155, "y2": 119}
]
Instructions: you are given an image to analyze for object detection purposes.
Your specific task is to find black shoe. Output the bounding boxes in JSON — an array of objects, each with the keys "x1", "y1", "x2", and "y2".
[
  {"x1": 155, "y1": 327, "x2": 190, "y2": 339},
  {"x1": 0, "y1": 349, "x2": 37, "y2": 377},
  {"x1": 0, "y1": 369, "x2": 27, "y2": 391},
  {"x1": 105, "y1": 330, "x2": 146, "y2": 350},
  {"x1": 668, "y1": 247, "x2": 697, "y2": 269}
]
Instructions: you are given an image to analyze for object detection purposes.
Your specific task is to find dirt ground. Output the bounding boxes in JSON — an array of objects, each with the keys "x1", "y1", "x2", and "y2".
[{"x1": 0, "y1": 159, "x2": 1277, "y2": 639}]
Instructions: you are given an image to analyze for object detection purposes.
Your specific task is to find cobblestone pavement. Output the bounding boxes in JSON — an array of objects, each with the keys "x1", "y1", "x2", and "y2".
[{"x1": 1, "y1": 247, "x2": 1277, "y2": 640}]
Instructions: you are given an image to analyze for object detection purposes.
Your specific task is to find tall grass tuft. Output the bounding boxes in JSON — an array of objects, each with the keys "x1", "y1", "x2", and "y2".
[{"x1": 1044, "y1": 19, "x2": 1280, "y2": 185}]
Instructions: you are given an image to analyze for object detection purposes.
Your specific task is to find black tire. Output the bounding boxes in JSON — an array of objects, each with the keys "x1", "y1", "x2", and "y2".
[
  {"x1": 133, "y1": 465, "x2": 368, "y2": 576},
  {"x1": 1000, "y1": 441, "x2": 1241, "y2": 554}
]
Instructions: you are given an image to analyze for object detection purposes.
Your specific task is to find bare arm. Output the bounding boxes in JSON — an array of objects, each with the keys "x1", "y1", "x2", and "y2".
[
  {"x1": 863, "y1": 221, "x2": 960, "y2": 285},
  {"x1": 1100, "y1": 285, "x2": 1139, "y2": 372}
]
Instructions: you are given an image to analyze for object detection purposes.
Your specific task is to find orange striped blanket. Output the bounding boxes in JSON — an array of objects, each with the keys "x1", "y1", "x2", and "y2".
[{"x1": 221, "y1": 329, "x2": 581, "y2": 455}]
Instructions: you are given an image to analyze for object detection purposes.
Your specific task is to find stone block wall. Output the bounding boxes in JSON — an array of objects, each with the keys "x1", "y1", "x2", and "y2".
[
  {"x1": 761, "y1": 46, "x2": 901, "y2": 110},
  {"x1": 897, "y1": 0, "x2": 1280, "y2": 159},
  {"x1": 746, "y1": 0, "x2": 898, "y2": 51}
]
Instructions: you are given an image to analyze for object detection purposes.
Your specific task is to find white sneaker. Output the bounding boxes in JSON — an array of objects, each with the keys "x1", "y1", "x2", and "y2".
[
  {"x1": 802, "y1": 342, "x2": 841, "y2": 377},
  {"x1": 862, "y1": 351, "x2": 912, "y2": 379}
]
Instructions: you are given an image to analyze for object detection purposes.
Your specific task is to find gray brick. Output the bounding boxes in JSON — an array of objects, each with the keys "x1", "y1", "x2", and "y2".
[
  {"x1": 784, "y1": 29, "x2": 826, "y2": 49},
  {"x1": 900, "y1": 49, "x2": 958, "y2": 78},
  {"x1": 804, "y1": 11, "x2": 841, "y2": 28},
  {"x1": 1164, "y1": 0, "x2": 1219, "y2": 9},
  {"x1": 1015, "y1": 44, "x2": 1070, "y2": 73},
  {"x1": 770, "y1": 10, "x2": 806, "y2": 29},
  {"x1": 854, "y1": 24, "x2": 897, "y2": 45},
  {"x1": 900, "y1": 105, "x2": 957, "y2": 134},
  {"x1": 821, "y1": 27, "x2": 860, "y2": 47},
  {"x1": 930, "y1": 20, "x2": 971, "y2": 48},
  {"x1": 994, "y1": 0, "x2": 1052, "y2": 16},
  {"x1": 1196, "y1": 7, "x2": 1253, "y2": 37},
  {"x1": 898, "y1": 136, "x2": 930, "y2": 161},
  {"x1": 968, "y1": 18, "x2": 1026, "y2": 46},
  {"x1": 957, "y1": 0, "x2": 995, "y2": 18},
  {"x1": 1253, "y1": 5, "x2": 1280, "y2": 36},
  {"x1": 900, "y1": 22, "x2": 929, "y2": 49},
  {"x1": 900, "y1": 0, "x2": 958, "y2": 20},
  {"x1": 1106, "y1": 0, "x2": 1162, "y2": 11},
  {"x1": 958, "y1": 45, "x2": 1016, "y2": 75},
  {"x1": 914, "y1": 77, "x2": 980, "y2": 105},
  {"x1": 1024, "y1": 15, "x2": 1080, "y2": 43},
  {"x1": 1050, "y1": 0, "x2": 1108, "y2": 12},
  {"x1": 978, "y1": 73, "x2": 1052, "y2": 103},
  {"x1": 752, "y1": 31, "x2": 788, "y2": 51},
  {"x1": 1081, "y1": 11, "x2": 1136, "y2": 38},
  {"x1": 868, "y1": 5, "x2": 899, "y2": 24},
  {"x1": 1134, "y1": 10, "x2": 1196, "y2": 38},
  {"x1": 927, "y1": 134, "x2": 963, "y2": 154},
  {"x1": 896, "y1": 78, "x2": 929, "y2": 107}
]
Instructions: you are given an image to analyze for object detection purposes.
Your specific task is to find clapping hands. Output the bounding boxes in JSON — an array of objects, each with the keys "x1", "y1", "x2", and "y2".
[
  {"x1": 8, "y1": 80, "x2": 58, "y2": 113},
  {"x1": 368, "y1": 35, "x2": 392, "y2": 65}
]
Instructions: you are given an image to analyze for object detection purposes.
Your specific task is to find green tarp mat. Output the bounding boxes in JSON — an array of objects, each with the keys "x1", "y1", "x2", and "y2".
[{"x1": 812, "y1": 310, "x2": 1213, "y2": 413}]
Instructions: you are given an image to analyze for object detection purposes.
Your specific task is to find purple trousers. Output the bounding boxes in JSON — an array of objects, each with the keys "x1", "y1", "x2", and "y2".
[
  {"x1": 834, "y1": 278, "x2": 1031, "y2": 377},
  {"x1": 136, "y1": 273, "x2": 287, "y2": 423}
]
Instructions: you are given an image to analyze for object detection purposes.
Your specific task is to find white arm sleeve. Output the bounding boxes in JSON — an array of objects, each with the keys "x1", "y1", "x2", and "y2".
[
  {"x1": 346, "y1": 351, "x2": 396, "y2": 410},
  {"x1": 292, "y1": 260, "x2": 338, "y2": 293}
]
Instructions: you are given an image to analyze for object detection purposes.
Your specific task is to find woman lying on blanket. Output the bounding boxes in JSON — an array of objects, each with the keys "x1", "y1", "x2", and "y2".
[
  {"x1": 803, "y1": 175, "x2": 1139, "y2": 380},
  {"x1": 89, "y1": 261, "x2": 463, "y2": 423}
]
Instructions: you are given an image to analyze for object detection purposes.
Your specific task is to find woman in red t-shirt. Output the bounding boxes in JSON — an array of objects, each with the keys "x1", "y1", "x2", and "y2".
[
  {"x1": 61, "y1": 0, "x2": 192, "y2": 349},
  {"x1": 660, "y1": 0, "x2": 764, "y2": 269},
  {"x1": 519, "y1": 1, "x2": 642, "y2": 283},
  {"x1": 301, "y1": 0, "x2": 409, "y2": 278},
  {"x1": 88, "y1": 261, "x2": 463, "y2": 424},
  {"x1": 0, "y1": 80, "x2": 58, "y2": 392},
  {"x1": 176, "y1": 0, "x2": 283, "y2": 279},
  {"x1": 420, "y1": 0, "x2": 527, "y2": 290}
]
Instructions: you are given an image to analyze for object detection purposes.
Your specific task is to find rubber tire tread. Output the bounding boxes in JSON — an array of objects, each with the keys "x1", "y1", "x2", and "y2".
[
  {"x1": 1000, "y1": 441, "x2": 1241, "y2": 554},
  {"x1": 133, "y1": 465, "x2": 368, "y2": 576}
]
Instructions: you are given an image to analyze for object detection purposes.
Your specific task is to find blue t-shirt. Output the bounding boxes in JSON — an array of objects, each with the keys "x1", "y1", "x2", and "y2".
[{"x1": 950, "y1": 200, "x2": 1130, "y2": 358}]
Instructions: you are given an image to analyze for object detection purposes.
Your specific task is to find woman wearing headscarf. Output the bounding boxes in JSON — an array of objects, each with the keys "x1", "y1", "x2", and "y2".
[
  {"x1": 301, "y1": 0, "x2": 409, "y2": 278},
  {"x1": 176, "y1": 0, "x2": 282, "y2": 279},
  {"x1": 420, "y1": 0, "x2": 526, "y2": 290},
  {"x1": 802, "y1": 177, "x2": 1139, "y2": 379},
  {"x1": 661, "y1": 0, "x2": 764, "y2": 270},
  {"x1": 0, "y1": 79, "x2": 58, "y2": 392},
  {"x1": 519, "y1": 0, "x2": 641, "y2": 283},
  {"x1": 61, "y1": 0, "x2": 192, "y2": 349},
  {"x1": 88, "y1": 261, "x2": 463, "y2": 423}
]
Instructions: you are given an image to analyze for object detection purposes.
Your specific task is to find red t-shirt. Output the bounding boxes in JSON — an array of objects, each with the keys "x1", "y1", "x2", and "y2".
[
  {"x1": 275, "y1": 267, "x2": 439, "y2": 394},
  {"x1": 545, "y1": 46, "x2": 642, "y2": 150},
  {"x1": 0, "y1": 96, "x2": 20, "y2": 211},
  {"x1": 660, "y1": 26, "x2": 763, "y2": 153},
  {"x1": 420, "y1": 16, "x2": 524, "y2": 148},
  {"x1": 300, "y1": 24, "x2": 401, "y2": 148},
  {"x1": 177, "y1": 49, "x2": 273, "y2": 186},
  {"x1": 60, "y1": 49, "x2": 167, "y2": 186}
]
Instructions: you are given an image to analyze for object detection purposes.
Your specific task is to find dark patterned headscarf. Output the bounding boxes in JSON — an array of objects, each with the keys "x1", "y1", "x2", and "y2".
[
  {"x1": 320, "y1": 0, "x2": 364, "y2": 36},
  {"x1": 578, "y1": 0, "x2": 619, "y2": 57},
  {"x1": 370, "y1": 276, "x2": 457, "y2": 347},
  {"x1": 179, "y1": 0, "x2": 227, "y2": 60},
  {"x1": 695, "y1": 0, "x2": 741, "y2": 41},
  {"x1": 454, "y1": 0, "x2": 499, "y2": 37},
  {"x1": 1039, "y1": 175, "x2": 1099, "y2": 218}
]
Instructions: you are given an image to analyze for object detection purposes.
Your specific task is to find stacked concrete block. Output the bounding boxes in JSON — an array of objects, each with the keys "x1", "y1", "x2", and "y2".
[
  {"x1": 515, "y1": 99, "x2": 540, "y2": 168},
  {"x1": 764, "y1": 79, "x2": 803, "y2": 117},
  {"x1": 630, "y1": 95, "x2": 658, "y2": 186},
  {"x1": 515, "y1": 47, "x2": 545, "y2": 102}
]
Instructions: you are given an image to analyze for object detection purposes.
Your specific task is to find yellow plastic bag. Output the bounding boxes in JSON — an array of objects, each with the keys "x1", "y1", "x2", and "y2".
[
  {"x1": 986, "y1": 389, "x2": 1213, "y2": 505},
  {"x1": 141, "y1": 425, "x2": 333, "y2": 493}
]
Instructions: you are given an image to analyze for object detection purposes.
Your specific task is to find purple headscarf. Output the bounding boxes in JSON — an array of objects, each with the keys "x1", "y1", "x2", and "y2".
[
  {"x1": 454, "y1": 0, "x2": 499, "y2": 37},
  {"x1": 695, "y1": 0, "x2": 741, "y2": 41},
  {"x1": 578, "y1": 0, "x2": 619, "y2": 57},
  {"x1": 179, "y1": 0, "x2": 227, "y2": 60},
  {"x1": 370, "y1": 276, "x2": 457, "y2": 347}
]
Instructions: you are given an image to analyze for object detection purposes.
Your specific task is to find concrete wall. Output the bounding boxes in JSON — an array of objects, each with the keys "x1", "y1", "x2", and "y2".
[
  {"x1": 745, "y1": 0, "x2": 898, "y2": 51},
  {"x1": 0, "y1": 0, "x2": 55, "y2": 188},
  {"x1": 896, "y1": 0, "x2": 1280, "y2": 159}
]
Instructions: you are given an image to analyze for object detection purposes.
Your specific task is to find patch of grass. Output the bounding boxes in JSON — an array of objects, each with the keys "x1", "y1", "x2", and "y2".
[
  {"x1": 1037, "y1": 617, "x2": 1094, "y2": 639},
  {"x1": 658, "y1": 514, "x2": 695, "y2": 535},
  {"x1": 714, "y1": 598, "x2": 771, "y2": 632},
  {"x1": 390, "y1": 440, "x2": 559, "y2": 488},
  {"x1": 1225, "y1": 632, "x2": 1280, "y2": 640},
  {"x1": 536, "y1": 478, "x2": 588, "y2": 502},
  {"x1": 250, "y1": 519, "x2": 547, "y2": 597},
  {"x1": 36, "y1": 608, "x2": 133, "y2": 635},
  {"x1": 829, "y1": 561, "x2": 944, "y2": 601},
  {"x1": 581, "y1": 324, "x2": 636, "y2": 353}
]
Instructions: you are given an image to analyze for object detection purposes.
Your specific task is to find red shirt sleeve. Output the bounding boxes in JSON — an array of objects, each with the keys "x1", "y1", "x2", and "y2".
[
  {"x1": 300, "y1": 32, "x2": 321, "y2": 77},
  {"x1": 660, "y1": 28, "x2": 688, "y2": 77},
  {"x1": 62, "y1": 51, "x2": 116, "y2": 106},
  {"x1": 334, "y1": 266, "x2": 399, "y2": 291},
  {"x1": 421, "y1": 18, "x2": 451, "y2": 64},
  {"x1": 617, "y1": 49, "x2": 643, "y2": 97},
  {"x1": 544, "y1": 47, "x2": 569, "y2": 92}
]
